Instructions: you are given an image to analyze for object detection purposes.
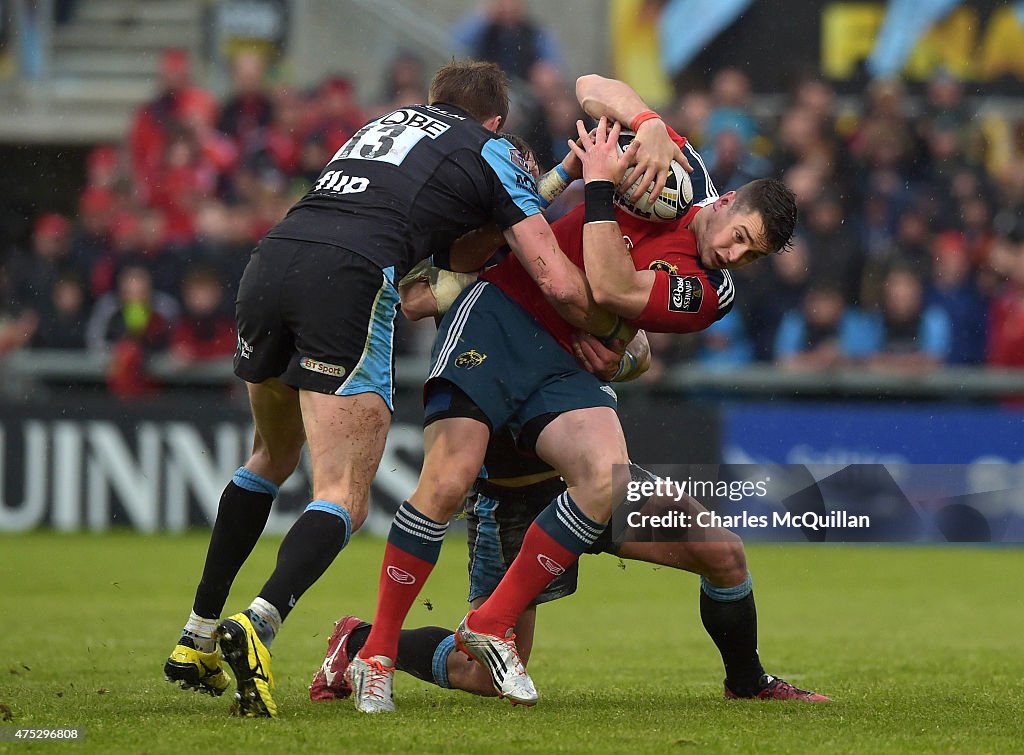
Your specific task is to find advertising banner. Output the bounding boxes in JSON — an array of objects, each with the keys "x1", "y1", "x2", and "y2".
[
  {"x1": 683, "y1": 0, "x2": 1024, "y2": 93},
  {"x1": 718, "y1": 402, "x2": 1024, "y2": 541},
  {"x1": 0, "y1": 392, "x2": 718, "y2": 534},
  {"x1": 0, "y1": 394, "x2": 423, "y2": 535}
]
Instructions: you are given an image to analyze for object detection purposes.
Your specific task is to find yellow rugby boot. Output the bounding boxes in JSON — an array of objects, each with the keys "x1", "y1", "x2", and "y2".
[
  {"x1": 215, "y1": 613, "x2": 277, "y2": 717},
  {"x1": 163, "y1": 638, "x2": 231, "y2": 696}
]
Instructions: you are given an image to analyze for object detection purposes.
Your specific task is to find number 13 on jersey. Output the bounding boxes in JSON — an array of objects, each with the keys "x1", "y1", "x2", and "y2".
[{"x1": 333, "y1": 108, "x2": 451, "y2": 166}]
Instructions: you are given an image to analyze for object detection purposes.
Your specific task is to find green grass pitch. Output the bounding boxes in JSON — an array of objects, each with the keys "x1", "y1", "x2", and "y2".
[{"x1": 1, "y1": 533, "x2": 1021, "y2": 754}]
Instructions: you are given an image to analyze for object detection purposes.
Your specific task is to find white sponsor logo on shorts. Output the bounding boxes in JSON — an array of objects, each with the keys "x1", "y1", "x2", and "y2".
[
  {"x1": 537, "y1": 554, "x2": 565, "y2": 576},
  {"x1": 237, "y1": 336, "x2": 253, "y2": 360},
  {"x1": 300, "y1": 357, "x2": 347, "y2": 378},
  {"x1": 387, "y1": 566, "x2": 416, "y2": 584},
  {"x1": 600, "y1": 384, "x2": 618, "y2": 401}
]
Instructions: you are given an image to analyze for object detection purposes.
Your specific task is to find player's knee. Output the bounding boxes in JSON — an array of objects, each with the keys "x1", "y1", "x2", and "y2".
[
  {"x1": 248, "y1": 445, "x2": 302, "y2": 485},
  {"x1": 414, "y1": 466, "x2": 477, "y2": 521},
  {"x1": 703, "y1": 533, "x2": 748, "y2": 587},
  {"x1": 570, "y1": 479, "x2": 616, "y2": 523},
  {"x1": 305, "y1": 481, "x2": 369, "y2": 532},
  {"x1": 570, "y1": 459, "x2": 628, "y2": 523}
]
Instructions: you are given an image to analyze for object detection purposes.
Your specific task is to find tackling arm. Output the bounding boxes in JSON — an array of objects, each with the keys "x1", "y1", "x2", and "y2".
[
  {"x1": 398, "y1": 278, "x2": 439, "y2": 321},
  {"x1": 616, "y1": 328, "x2": 651, "y2": 382},
  {"x1": 398, "y1": 259, "x2": 478, "y2": 320},
  {"x1": 447, "y1": 224, "x2": 506, "y2": 273},
  {"x1": 503, "y1": 214, "x2": 619, "y2": 337},
  {"x1": 576, "y1": 73, "x2": 653, "y2": 124}
]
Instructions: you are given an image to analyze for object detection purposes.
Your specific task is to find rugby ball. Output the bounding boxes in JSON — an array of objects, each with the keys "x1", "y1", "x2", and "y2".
[{"x1": 614, "y1": 129, "x2": 693, "y2": 223}]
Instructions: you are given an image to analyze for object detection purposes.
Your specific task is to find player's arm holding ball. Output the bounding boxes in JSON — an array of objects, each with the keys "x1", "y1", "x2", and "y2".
[
  {"x1": 570, "y1": 118, "x2": 658, "y2": 321},
  {"x1": 483, "y1": 135, "x2": 620, "y2": 340},
  {"x1": 576, "y1": 74, "x2": 690, "y2": 202}
]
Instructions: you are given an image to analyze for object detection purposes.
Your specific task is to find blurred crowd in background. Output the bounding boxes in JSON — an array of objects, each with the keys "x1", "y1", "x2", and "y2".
[{"x1": 1, "y1": 0, "x2": 1023, "y2": 397}]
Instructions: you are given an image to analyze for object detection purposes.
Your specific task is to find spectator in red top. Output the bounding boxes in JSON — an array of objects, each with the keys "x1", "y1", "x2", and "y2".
[
  {"x1": 153, "y1": 125, "x2": 222, "y2": 244},
  {"x1": 307, "y1": 76, "x2": 365, "y2": 157},
  {"x1": 179, "y1": 87, "x2": 238, "y2": 176},
  {"x1": 235, "y1": 86, "x2": 306, "y2": 193},
  {"x1": 85, "y1": 144, "x2": 123, "y2": 191},
  {"x1": 127, "y1": 48, "x2": 217, "y2": 204},
  {"x1": 169, "y1": 265, "x2": 236, "y2": 364},
  {"x1": 987, "y1": 219, "x2": 1024, "y2": 368}
]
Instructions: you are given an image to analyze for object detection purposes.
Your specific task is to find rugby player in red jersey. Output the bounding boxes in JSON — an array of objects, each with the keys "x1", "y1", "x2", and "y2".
[{"x1": 339, "y1": 78, "x2": 825, "y2": 711}]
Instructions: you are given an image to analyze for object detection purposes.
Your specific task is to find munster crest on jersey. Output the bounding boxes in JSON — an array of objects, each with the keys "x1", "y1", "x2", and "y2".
[{"x1": 648, "y1": 260, "x2": 679, "y2": 274}]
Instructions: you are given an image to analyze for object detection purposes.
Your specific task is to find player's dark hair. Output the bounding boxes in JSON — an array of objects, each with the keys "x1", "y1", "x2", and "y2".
[
  {"x1": 499, "y1": 132, "x2": 533, "y2": 161},
  {"x1": 733, "y1": 178, "x2": 798, "y2": 253},
  {"x1": 429, "y1": 60, "x2": 509, "y2": 127}
]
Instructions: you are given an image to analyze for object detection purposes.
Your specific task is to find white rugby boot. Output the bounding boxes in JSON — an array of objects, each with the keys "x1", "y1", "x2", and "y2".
[
  {"x1": 347, "y1": 655, "x2": 396, "y2": 713},
  {"x1": 455, "y1": 611, "x2": 538, "y2": 706}
]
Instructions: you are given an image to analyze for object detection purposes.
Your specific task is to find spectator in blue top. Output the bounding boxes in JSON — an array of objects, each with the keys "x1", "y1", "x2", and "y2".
[
  {"x1": 737, "y1": 233, "x2": 812, "y2": 362},
  {"x1": 774, "y1": 282, "x2": 877, "y2": 371},
  {"x1": 451, "y1": 0, "x2": 564, "y2": 81},
  {"x1": 704, "y1": 68, "x2": 759, "y2": 149},
  {"x1": 705, "y1": 127, "x2": 771, "y2": 194},
  {"x1": 694, "y1": 311, "x2": 754, "y2": 372},
  {"x1": 865, "y1": 267, "x2": 951, "y2": 373},
  {"x1": 926, "y1": 231, "x2": 987, "y2": 365}
]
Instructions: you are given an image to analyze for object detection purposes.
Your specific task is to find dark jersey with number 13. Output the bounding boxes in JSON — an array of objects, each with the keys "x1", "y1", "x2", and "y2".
[{"x1": 267, "y1": 102, "x2": 541, "y2": 280}]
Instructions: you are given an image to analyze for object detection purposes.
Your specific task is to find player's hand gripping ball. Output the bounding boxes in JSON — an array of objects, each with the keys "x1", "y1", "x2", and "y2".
[{"x1": 614, "y1": 129, "x2": 693, "y2": 223}]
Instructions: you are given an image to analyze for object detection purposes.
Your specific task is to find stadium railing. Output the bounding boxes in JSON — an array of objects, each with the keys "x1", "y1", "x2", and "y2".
[{"x1": 2, "y1": 349, "x2": 1024, "y2": 401}]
